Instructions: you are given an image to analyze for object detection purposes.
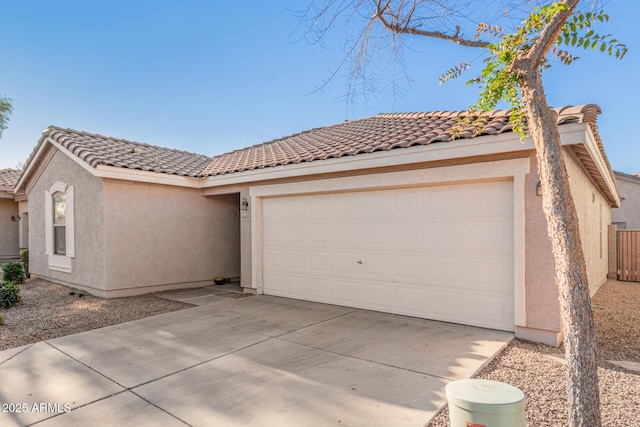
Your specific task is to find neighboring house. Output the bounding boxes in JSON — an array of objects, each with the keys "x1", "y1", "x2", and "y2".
[
  {"x1": 12, "y1": 104, "x2": 618, "y2": 346},
  {"x1": 612, "y1": 171, "x2": 640, "y2": 229},
  {"x1": 0, "y1": 168, "x2": 21, "y2": 262}
]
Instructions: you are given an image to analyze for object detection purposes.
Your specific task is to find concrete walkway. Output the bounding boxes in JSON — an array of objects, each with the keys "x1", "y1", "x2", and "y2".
[{"x1": 0, "y1": 293, "x2": 513, "y2": 426}]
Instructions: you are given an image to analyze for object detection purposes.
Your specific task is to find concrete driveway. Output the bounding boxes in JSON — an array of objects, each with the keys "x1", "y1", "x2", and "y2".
[{"x1": 0, "y1": 294, "x2": 513, "y2": 426}]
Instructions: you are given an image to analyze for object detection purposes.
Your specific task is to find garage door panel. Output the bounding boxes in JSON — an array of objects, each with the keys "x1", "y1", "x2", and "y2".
[
  {"x1": 359, "y1": 280, "x2": 392, "y2": 311},
  {"x1": 306, "y1": 194, "x2": 335, "y2": 219},
  {"x1": 427, "y1": 220, "x2": 463, "y2": 252},
  {"x1": 307, "y1": 222, "x2": 333, "y2": 247},
  {"x1": 262, "y1": 180, "x2": 514, "y2": 331},
  {"x1": 466, "y1": 293, "x2": 513, "y2": 329},
  {"x1": 390, "y1": 222, "x2": 424, "y2": 250},
  {"x1": 361, "y1": 222, "x2": 389, "y2": 249},
  {"x1": 463, "y1": 256, "x2": 513, "y2": 291},
  {"x1": 428, "y1": 186, "x2": 463, "y2": 216},
  {"x1": 424, "y1": 255, "x2": 463, "y2": 285},
  {"x1": 286, "y1": 224, "x2": 307, "y2": 246},
  {"x1": 391, "y1": 188, "x2": 424, "y2": 217},
  {"x1": 334, "y1": 279, "x2": 359, "y2": 305},
  {"x1": 264, "y1": 273, "x2": 287, "y2": 295},
  {"x1": 285, "y1": 250, "x2": 308, "y2": 272},
  {"x1": 464, "y1": 219, "x2": 513, "y2": 253},
  {"x1": 362, "y1": 192, "x2": 390, "y2": 219},
  {"x1": 333, "y1": 251, "x2": 360, "y2": 276},
  {"x1": 464, "y1": 182, "x2": 513, "y2": 215},
  {"x1": 308, "y1": 277, "x2": 332, "y2": 300},
  {"x1": 309, "y1": 251, "x2": 332, "y2": 274},
  {"x1": 426, "y1": 288, "x2": 466, "y2": 322},
  {"x1": 263, "y1": 223, "x2": 287, "y2": 245},
  {"x1": 394, "y1": 284, "x2": 426, "y2": 316},
  {"x1": 334, "y1": 222, "x2": 360, "y2": 247},
  {"x1": 284, "y1": 275, "x2": 308, "y2": 299},
  {"x1": 390, "y1": 254, "x2": 424, "y2": 281},
  {"x1": 334, "y1": 193, "x2": 360, "y2": 219},
  {"x1": 264, "y1": 249, "x2": 286, "y2": 270},
  {"x1": 360, "y1": 253, "x2": 389, "y2": 277}
]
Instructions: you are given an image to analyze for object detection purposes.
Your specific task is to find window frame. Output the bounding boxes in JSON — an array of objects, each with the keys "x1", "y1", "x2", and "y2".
[{"x1": 45, "y1": 182, "x2": 75, "y2": 272}]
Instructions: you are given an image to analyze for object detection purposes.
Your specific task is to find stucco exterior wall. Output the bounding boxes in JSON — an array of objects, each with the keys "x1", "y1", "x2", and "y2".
[
  {"x1": 103, "y1": 180, "x2": 240, "y2": 296},
  {"x1": 523, "y1": 156, "x2": 561, "y2": 342},
  {"x1": 565, "y1": 151, "x2": 610, "y2": 296},
  {"x1": 0, "y1": 198, "x2": 19, "y2": 261},
  {"x1": 27, "y1": 149, "x2": 107, "y2": 291},
  {"x1": 612, "y1": 174, "x2": 640, "y2": 229},
  {"x1": 521, "y1": 149, "x2": 611, "y2": 344}
]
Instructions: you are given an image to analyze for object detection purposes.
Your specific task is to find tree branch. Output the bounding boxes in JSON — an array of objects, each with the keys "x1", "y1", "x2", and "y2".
[
  {"x1": 523, "y1": 0, "x2": 580, "y2": 65},
  {"x1": 373, "y1": 0, "x2": 489, "y2": 48}
]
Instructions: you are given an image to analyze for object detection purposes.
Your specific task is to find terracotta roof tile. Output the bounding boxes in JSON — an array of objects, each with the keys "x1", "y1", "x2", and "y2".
[
  {"x1": 23, "y1": 126, "x2": 212, "y2": 178},
  {"x1": 0, "y1": 168, "x2": 20, "y2": 189},
  {"x1": 14, "y1": 104, "x2": 605, "y2": 188},
  {"x1": 201, "y1": 105, "x2": 601, "y2": 177}
]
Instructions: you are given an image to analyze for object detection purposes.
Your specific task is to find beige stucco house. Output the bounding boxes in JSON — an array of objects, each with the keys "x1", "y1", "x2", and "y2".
[
  {"x1": 12, "y1": 104, "x2": 619, "y2": 346},
  {"x1": 0, "y1": 168, "x2": 21, "y2": 262},
  {"x1": 612, "y1": 171, "x2": 640, "y2": 229}
]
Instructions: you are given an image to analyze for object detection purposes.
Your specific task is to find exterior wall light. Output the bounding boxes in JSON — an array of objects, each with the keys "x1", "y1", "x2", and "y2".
[
  {"x1": 10, "y1": 215, "x2": 21, "y2": 222},
  {"x1": 536, "y1": 181, "x2": 542, "y2": 197},
  {"x1": 240, "y1": 197, "x2": 249, "y2": 211}
]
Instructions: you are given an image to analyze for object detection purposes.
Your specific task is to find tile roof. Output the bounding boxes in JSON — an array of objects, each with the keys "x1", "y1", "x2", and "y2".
[
  {"x1": 0, "y1": 168, "x2": 20, "y2": 189},
  {"x1": 24, "y1": 126, "x2": 212, "y2": 178},
  {"x1": 201, "y1": 104, "x2": 602, "y2": 177}
]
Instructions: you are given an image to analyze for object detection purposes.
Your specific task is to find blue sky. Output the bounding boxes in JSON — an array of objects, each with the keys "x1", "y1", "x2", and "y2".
[{"x1": 1, "y1": 1, "x2": 638, "y2": 173}]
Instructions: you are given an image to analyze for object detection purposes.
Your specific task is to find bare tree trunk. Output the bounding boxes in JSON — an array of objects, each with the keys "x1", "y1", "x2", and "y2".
[{"x1": 519, "y1": 68, "x2": 601, "y2": 427}]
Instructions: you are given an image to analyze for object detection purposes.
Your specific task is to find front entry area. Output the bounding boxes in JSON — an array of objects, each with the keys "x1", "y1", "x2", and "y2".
[{"x1": 261, "y1": 180, "x2": 515, "y2": 331}]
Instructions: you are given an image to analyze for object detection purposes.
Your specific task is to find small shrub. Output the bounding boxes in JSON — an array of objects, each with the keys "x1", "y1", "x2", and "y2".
[
  {"x1": 0, "y1": 314, "x2": 3, "y2": 326},
  {"x1": 1, "y1": 262, "x2": 26, "y2": 285},
  {"x1": 20, "y1": 248, "x2": 29, "y2": 277},
  {"x1": 0, "y1": 280, "x2": 22, "y2": 309}
]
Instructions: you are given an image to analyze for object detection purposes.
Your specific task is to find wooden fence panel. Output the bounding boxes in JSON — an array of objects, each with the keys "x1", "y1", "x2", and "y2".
[{"x1": 618, "y1": 230, "x2": 640, "y2": 282}]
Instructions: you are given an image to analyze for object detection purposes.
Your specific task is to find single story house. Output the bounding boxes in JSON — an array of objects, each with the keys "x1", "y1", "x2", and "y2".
[
  {"x1": 0, "y1": 168, "x2": 21, "y2": 262},
  {"x1": 612, "y1": 171, "x2": 640, "y2": 229},
  {"x1": 12, "y1": 104, "x2": 619, "y2": 346}
]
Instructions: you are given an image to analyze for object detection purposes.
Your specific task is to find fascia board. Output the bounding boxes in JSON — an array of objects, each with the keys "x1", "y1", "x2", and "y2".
[
  {"x1": 95, "y1": 165, "x2": 202, "y2": 188},
  {"x1": 48, "y1": 138, "x2": 99, "y2": 177},
  {"x1": 584, "y1": 126, "x2": 620, "y2": 206},
  {"x1": 201, "y1": 131, "x2": 534, "y2": 188},
  {"x1": 13, "y1": 134, "x2": 51, "y2": 193}
]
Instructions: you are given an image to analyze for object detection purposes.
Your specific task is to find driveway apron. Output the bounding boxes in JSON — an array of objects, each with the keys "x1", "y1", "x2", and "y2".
[{"x1": 0, "y1": 294, "x2": 513, "y2": 426}]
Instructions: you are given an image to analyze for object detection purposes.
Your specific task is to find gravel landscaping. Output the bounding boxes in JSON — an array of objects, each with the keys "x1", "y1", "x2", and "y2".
[
  {"x1": 0, "y1": 279, "x2": 192, "y2": 351},
  {"x1": 1, "y1": 278, "x2": 638, "y2": 425},
  {"x1": 429, "y1": 279, "x2": 640, "y2": 426}
]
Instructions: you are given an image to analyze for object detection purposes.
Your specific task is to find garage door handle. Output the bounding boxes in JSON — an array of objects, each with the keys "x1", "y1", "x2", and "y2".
[{"x1": 357, "y1": 260, "x2": 362, "y2": 264}]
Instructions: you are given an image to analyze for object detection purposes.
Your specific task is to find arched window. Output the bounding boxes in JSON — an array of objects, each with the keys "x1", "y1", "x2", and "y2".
[
  {"x1": 45, "y1": 182, "x2": 74, "y2": 272},
  {"x1": 53, "y1": 192, "x2": 66, "y2": 255}
]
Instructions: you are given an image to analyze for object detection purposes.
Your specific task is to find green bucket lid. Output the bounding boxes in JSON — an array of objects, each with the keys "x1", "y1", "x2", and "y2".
[{"x1": 446, "y1": 379, "x2": 526, "y2": 415}]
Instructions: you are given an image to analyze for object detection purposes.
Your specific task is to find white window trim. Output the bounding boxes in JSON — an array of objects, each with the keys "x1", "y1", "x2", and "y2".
[{"x1": 45, "y1": 182, "x2": 75, "y2": 273}]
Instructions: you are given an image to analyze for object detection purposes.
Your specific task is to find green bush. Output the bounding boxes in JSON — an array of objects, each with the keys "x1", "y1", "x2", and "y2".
[
  {"x1": 0, "y1": 280, "x2": 21, "y2": 309},
  {"x1": 1, "y1": 262, "x2": 26, "y2": 285},
  {"x1": 20, "y1": 248, "x2": 29, "y2": 277},
  {"x1": 0, "y1": 313, "x2": 3, "y2": 326}
]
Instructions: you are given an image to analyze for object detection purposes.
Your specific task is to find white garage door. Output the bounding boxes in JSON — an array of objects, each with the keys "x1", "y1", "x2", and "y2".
[{"x1": 261, "y1": 180, "x2": 514, "y2": 331}]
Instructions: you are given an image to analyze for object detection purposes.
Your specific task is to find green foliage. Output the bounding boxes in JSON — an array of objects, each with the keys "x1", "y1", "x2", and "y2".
[
  {"x1": 0, "y1": 313, "x2": 3, "y2": 326},
  {"x1": 439, "y1": 2, "x2": 627, "y2": 140},
  {"x1": 439, "y1": 62, "x2": 470, "y2": 86},
  {"x1": 0, "y1": 95, "x2": 11, "y2": 139},
  {"x1": 0, "y1": 281, "x2": 22, "y2": 309},
  {"x1": 20, "y1": 249, "x2": 29, "y2": 277},
  {"x1": 2, "y1": 262, "x2": 26, "y2": 285}
]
